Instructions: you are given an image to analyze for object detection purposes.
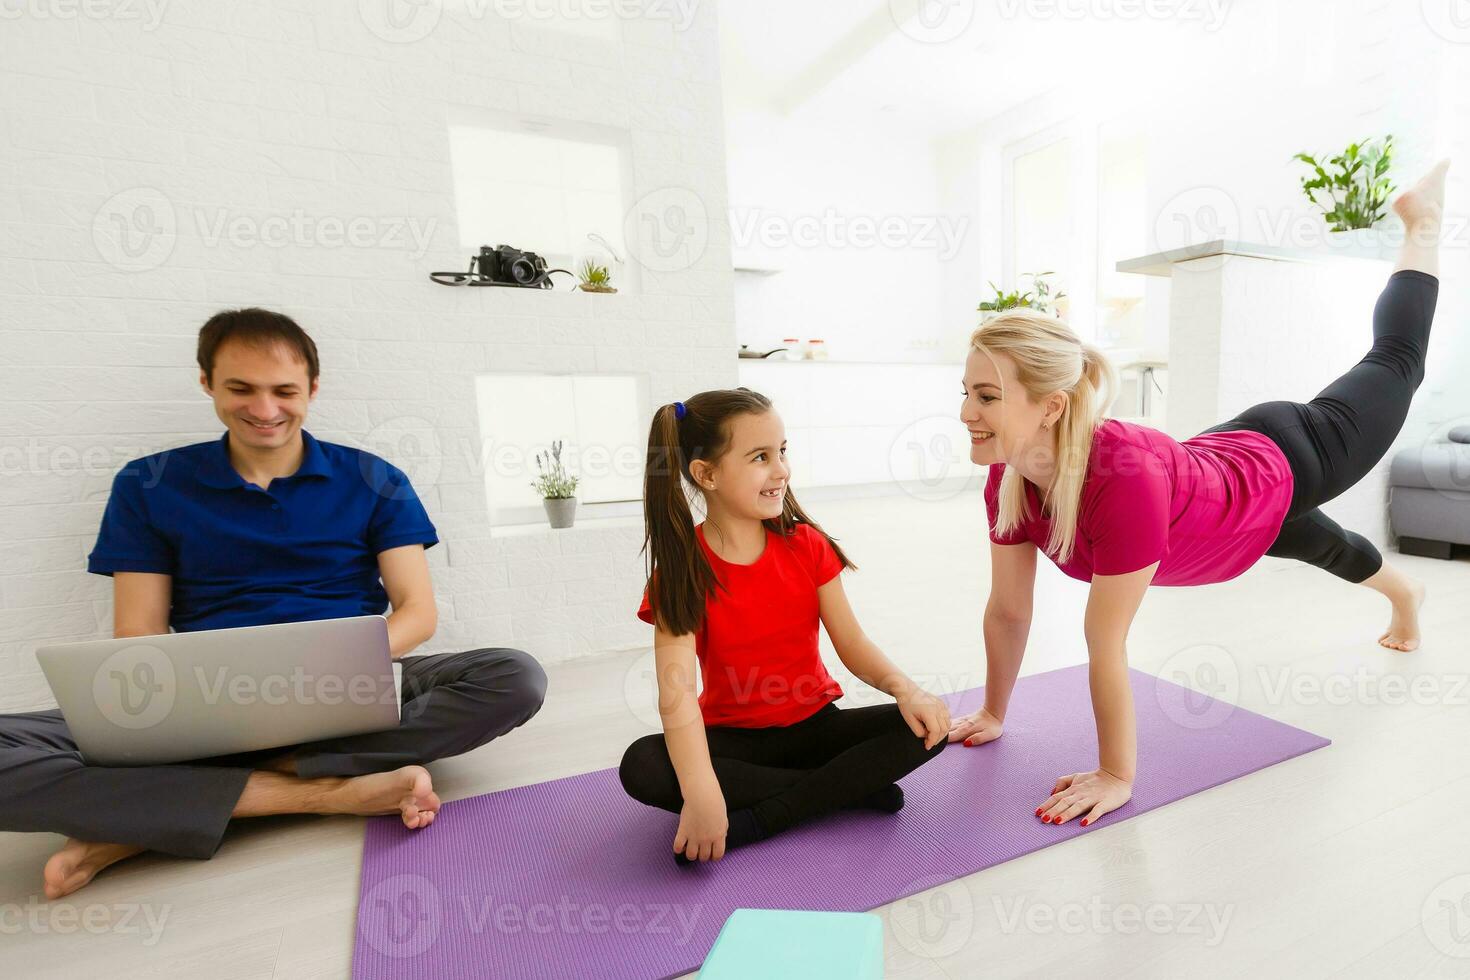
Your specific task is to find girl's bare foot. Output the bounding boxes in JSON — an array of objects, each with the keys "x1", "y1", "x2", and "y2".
[
  {"x1": 1393, "y1": 159, "x2": 1449, "y2": 231},
  {"x1": 1378, "y1": 576, "x2": 1426, "y2": 653},
  {"x1": 327, "y1": 765, "x2": 441, "y2": 829},
  {"x1": 42, "y1": 840, "x2": 145, "y2": 900}
]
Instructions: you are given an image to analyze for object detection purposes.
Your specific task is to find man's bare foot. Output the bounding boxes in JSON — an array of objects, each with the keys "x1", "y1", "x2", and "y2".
[
  {"x1": 327, "y1": 765, "x2": 440, "y2": 829},
  {"x1": 1379, "y1": 577, "x2": 1426, "y2": 653},
  {"x1": 42, "y1": 840, "x2": 145, "y2": 900},
  {"x1": 1393, "y1": 159, "x2": 1449, "y2": 231}
]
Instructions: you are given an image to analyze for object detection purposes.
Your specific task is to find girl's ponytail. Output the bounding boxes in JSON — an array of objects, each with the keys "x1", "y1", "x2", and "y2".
[{"x1": 642, "y1": 402, "x2": 718, "y2": 636}]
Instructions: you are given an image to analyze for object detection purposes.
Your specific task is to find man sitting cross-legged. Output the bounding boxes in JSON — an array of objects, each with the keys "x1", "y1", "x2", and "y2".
[{"x1": 0, "y1": 308, "x2": 547, "y2": 899}]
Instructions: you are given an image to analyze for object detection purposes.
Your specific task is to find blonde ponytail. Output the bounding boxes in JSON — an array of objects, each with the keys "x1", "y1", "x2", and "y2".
[{"x1": 971, "y1": 313, "x2": 1117, "y2": 565}]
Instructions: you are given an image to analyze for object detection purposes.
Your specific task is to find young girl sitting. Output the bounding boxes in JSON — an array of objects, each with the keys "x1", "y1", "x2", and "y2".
[{"x1": 619, "y1": 387, "x2": 950, "y2": 865}]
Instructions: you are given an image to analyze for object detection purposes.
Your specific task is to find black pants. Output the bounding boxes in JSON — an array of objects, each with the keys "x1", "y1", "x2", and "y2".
[
  {"x1": 0, "y1": 647, "x2": 546, "y2": 859},
  {"x1": 619, "y1": 701, "x2": 944, "y2": 838},
  {"x1": 1199, "y1": 269, "x2": 1438, "y2": 583}
]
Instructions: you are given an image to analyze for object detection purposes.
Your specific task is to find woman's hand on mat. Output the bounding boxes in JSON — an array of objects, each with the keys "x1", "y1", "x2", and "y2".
[
  {"x1": 673, "y1": 791, "x2": 728, "y2": 862},
  {"x1": 1036, "y1": 768, "x2": 1132, "y2": 827},
  {"x1": 897, "y1": 688, "x2": 951, "y2": 750},
  {"x1": 947, "y1": 707, "x2": 1004, "y2": 747}
]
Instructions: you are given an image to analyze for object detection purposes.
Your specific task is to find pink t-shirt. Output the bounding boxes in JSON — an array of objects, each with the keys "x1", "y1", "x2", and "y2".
[{"x1": 984, "y1": 419, "x2": 1294, "y2": 586}]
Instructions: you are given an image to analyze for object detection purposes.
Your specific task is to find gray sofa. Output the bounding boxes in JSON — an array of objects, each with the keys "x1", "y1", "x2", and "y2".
[{"x1": 1389, "y1": 425, "x2": 1470, "y2": 559}]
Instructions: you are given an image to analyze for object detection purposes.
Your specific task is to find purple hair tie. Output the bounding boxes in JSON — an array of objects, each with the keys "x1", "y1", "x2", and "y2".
[{"x1": 674, "y1": 401, "x2": 687, "y2": 420}]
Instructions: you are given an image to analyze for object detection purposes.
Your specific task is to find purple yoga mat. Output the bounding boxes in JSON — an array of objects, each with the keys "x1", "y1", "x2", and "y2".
[{"x1": 352, "y1": 665, "x2": 1329, "y2": 979}]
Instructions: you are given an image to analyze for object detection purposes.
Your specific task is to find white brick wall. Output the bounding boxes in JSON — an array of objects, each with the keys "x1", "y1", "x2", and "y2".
[{"x1": 0, "y1": 0, "x2": 737, "y2": 711}]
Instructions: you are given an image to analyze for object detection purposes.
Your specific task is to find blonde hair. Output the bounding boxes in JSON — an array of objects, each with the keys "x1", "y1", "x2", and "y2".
[{"x1": 970, "y1": 310, "x2": 1118, "y2": 565}]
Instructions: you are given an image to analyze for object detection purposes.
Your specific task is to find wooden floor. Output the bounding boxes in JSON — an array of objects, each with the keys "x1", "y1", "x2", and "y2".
[{"x1": 3, "y1": 491, "x2": 1469, "y2": 979}]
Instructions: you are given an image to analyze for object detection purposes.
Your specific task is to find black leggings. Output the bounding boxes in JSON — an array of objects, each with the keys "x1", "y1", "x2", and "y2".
[
  {"x1": 1199, "y1": 269, "x2": 1438, "y2": 583},
  {"x1": 619, "y1": 702, "x2": 944, "y2": 837}
]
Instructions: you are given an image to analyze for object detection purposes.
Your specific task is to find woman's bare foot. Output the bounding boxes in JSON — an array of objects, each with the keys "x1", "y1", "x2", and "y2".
[
  {"x1": 42, "y1": 840, "x2": 145, "y2": 900},
  {"x1": 1393, "y1": 159, "x2": 1449, "y2": 231},
  {"x1": 327, "y1": 765, "x2": 441, "y2": 829},
  {"x1": 1378, "y1": 576, "x2": 1426, "y2": 653},
  {"x1": 1359, "y1": 562, "x2": 1425, "y2": 652}
]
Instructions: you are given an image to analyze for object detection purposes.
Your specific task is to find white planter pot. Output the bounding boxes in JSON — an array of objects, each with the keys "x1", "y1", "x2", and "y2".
[
  {"x1": 1325, "y1": 226, "x2": 1395, "y2": 261},
  {"x1": 543, "y1": 497, "x2": 577, "y2": 529}
]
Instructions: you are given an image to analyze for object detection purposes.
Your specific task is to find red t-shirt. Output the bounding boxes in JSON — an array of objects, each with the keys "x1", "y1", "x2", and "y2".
[
  {"x1": 637, "y1": 522, "x2": 845, "y2": 728},
  {"x1": 984, "y1": 418, "x2": 1294, "y2": 586}
]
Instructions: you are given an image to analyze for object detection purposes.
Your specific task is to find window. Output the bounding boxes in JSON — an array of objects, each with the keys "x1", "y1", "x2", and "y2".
[
  {"x1": 448, "y1": 111, "x2": 634, "y2": 290},
  {"x1": 475, "y1": 374, "x2": 645, "y2": 525},
  {"x1": 1095, "y1": 119, "x2": 1148, "y2": 348},
  {"x1": 1007, "y1": 135, "x2": 1074, "y2": 316}
]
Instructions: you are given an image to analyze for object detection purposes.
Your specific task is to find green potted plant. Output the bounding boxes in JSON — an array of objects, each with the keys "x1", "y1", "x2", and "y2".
[
  {"x1": 1293, "y1": 135, "x2": 1395, "y2": 249},
  {"x1": 576, "y1": 258, "x2": 617, "y2": 293},
  {"x1": 977, "y1": 271, "x2": 1066, "y2": 319},
  {"x1": 530, "y1": 440, "x2": 579, "y2": 529}
]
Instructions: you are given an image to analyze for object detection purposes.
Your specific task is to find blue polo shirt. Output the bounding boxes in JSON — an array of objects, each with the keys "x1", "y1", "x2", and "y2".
[{"x1": 87, "y1": 430, "x2": 439, "y2": 633}]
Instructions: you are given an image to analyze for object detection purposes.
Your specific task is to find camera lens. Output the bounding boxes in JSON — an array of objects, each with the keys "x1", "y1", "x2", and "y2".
[{"x1": 509, "y1": 257, "x2": 537, "y2": 284}]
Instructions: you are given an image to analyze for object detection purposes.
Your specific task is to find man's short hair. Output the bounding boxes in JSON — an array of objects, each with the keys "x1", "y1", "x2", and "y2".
[{"x1": 197, "y1": 308, "x2": 320, "y2": 384}]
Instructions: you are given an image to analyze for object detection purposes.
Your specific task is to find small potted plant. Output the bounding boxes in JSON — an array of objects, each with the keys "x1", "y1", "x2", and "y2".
[
  {"x1": 531, "y1": 440, "x2": 579, "y2": 529},
  {"x1": 977, "y1": 271, "x2": 1066, "y2": 319},
  {"x1": 1293, "y1": 135, "x2": 1395, "y2": 251},
  {"x1": 576, "y1": 258, "x2": 617, "y2": 293}
]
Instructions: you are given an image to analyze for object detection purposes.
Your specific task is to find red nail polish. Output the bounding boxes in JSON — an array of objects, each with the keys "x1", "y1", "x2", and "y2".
[
  {"x1": 1042, "y1": 815, "x2": 1051, "y2": 823},
  {"x1": 1081, "y1": 819, "x2": 1089, "y2": 826}
]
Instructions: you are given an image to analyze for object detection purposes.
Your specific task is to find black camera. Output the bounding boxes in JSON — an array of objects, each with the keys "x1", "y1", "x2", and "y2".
[
  {"x1": 429, "y1": 243, "x2": 563, "y2": 288},
  {"x1": 478, "y1": 244, "x2": 550, "y2": 287}
]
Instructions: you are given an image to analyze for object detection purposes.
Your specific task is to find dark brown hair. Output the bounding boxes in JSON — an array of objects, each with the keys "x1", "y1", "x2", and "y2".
[
  {"x1": 642, "y1": 387, "x2": 855, "y2": 636},
  {"x1": 197, "y1": 308, "x2": 320, "y2": 384}
]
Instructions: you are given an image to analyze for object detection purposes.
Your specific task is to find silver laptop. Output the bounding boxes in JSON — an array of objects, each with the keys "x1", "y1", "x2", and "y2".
[{"x1": 37, "y1": 615, "x2": 402, "y2": 766}]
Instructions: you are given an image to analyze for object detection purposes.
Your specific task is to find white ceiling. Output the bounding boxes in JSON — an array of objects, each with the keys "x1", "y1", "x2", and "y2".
[{"x1": 718, "y1": 0, "x2": 1237, "y2": 137}]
